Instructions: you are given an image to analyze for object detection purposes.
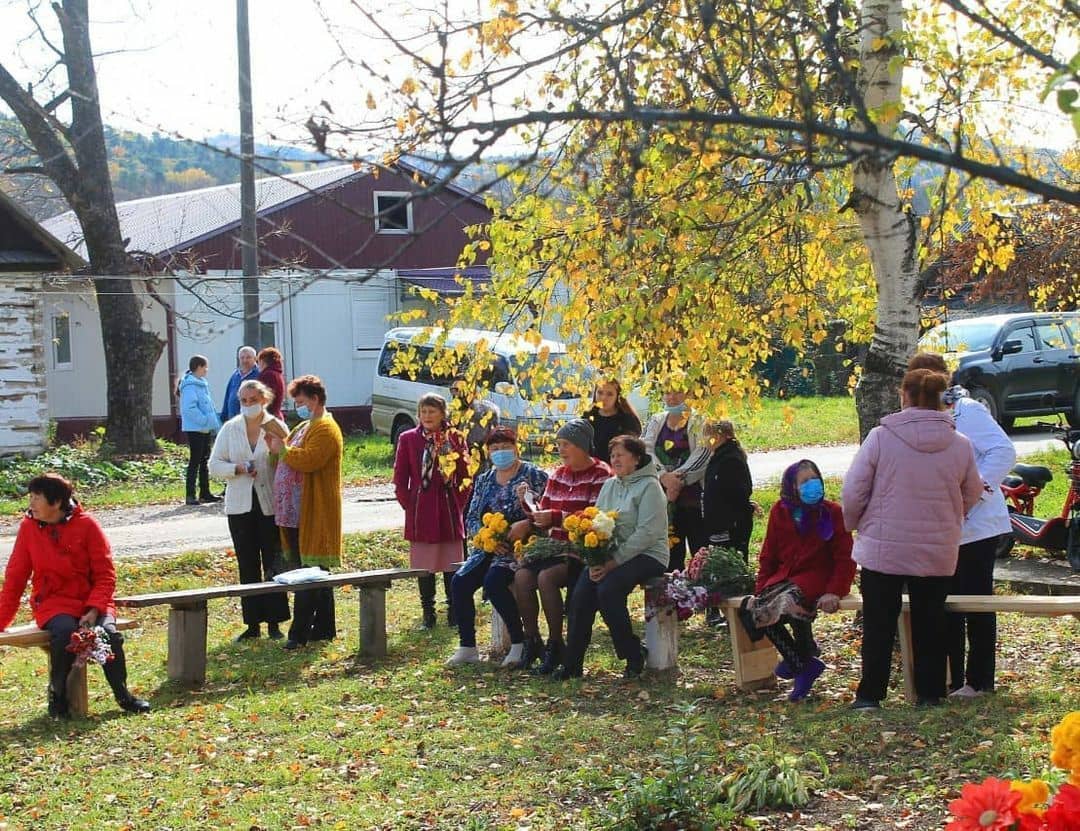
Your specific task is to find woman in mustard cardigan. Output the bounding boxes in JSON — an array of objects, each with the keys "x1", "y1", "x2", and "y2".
[{"x1": 268, "y1": 374, "x2": 343, "y2": 650}]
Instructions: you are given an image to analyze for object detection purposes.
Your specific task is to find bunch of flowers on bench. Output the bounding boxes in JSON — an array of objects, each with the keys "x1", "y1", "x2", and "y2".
[
  {"x1": 564, "y1": 507, "x2": 617, "y2": 567},
  {"x1": 945, "y1": 710, "x2": 1080, "y2": 830},
  {"x1": 646, "y1": 546, "x2": 755, "y2": 622},
  {"x1": 67, "y1": 626, "x2": 115, "y2": 668}
]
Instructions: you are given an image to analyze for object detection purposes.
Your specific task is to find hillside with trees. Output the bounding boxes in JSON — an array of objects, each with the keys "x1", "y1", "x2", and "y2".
[{"x1": 0, "y1": 115, "x2": 319, "y2": 219}]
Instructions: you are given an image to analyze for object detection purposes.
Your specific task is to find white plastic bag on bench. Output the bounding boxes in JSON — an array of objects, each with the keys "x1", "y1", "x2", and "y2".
[{"x1": 273, "y1": 567, "x2": 329, "y2": 585}]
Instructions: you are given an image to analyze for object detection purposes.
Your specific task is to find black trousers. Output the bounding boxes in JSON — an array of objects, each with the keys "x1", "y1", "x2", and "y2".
[
  {"x1": 228, "y1": 499, "x2": 290, "y2": 626},
  {"x1": 562, "y1": 554, "x2": 665, "y2": 673},
  {"x1": 44, "y1": 614, "x2": 132, "y2": 705},
  {"x1": 282, "y1": 526, "x2": 336, "y2": 644},
  {"x1": 947, "y1": 536, "x2": 999, "y2": 692},
  {"x1": 185, "y1": 431, "x2": 213, "y2": 499},
  {"x1": 669, "y1": 502, "x2": 707, "y2": 572},
  {"x1": 857, "y1": 568, "x2": 950, "y2": 703}
]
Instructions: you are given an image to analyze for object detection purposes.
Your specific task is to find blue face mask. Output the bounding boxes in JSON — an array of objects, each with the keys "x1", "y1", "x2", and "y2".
[
  {"x1": 295, "y1": 404, "x2": 312, "y2": 420},
  {"x1": 489, "y1": 449, "x2": 517, "y2": 470},
  {"x1": 666, "y1": 402, "x2": 689, "y2": 415},
  {"x1": 798, "y1": 478, "x2": 824, "y2": 505}
]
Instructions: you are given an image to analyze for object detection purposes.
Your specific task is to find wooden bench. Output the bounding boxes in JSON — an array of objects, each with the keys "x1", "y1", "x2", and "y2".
[
  {"x1": 115, "y1": 568, "x2": 427, "y2": 686},
  {"x1": 488, "y1": 576, "x2": 679, "y2": 672},
  {"x1": 0, "y1": 619, "x2": 140, "y2": 717},
  {"x1": 720, "y1": 593, "x2": 1080, "y2": 702}
]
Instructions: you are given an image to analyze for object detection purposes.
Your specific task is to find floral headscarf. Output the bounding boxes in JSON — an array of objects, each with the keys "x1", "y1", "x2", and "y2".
[{"x1": 779, "y1": 459, "x2": 834, "y2": 540}]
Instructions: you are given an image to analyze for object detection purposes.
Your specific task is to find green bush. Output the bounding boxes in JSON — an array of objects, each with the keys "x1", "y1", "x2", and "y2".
[
  {"x1": 0, "y1": 438, "x2": 187, "y2": 498},
  {"x1": 719, "y1": 742, "x2": 828, "y2": 811}
]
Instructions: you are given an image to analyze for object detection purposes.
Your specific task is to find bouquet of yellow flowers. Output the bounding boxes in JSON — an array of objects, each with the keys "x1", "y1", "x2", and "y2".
[
  {"x1": 471, "y1": 512, "x2": 510, "y2": 554},
  {"x1": 564, "y1": 507, "x2": 618, "y2": 567}
]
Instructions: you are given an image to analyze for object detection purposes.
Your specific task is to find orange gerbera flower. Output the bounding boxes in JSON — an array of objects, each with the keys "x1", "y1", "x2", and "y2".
[
  {"x1": 946, "y1": 777, "x2": 1023, "y2": 831},
  {"x1": 1012, "y1": 780, "x2": 1051, "y2": 817}
]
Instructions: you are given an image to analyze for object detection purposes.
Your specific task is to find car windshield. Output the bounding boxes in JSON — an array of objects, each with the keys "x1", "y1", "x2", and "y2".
[{"x1": 919, "y1": 320, "x2": 1001, "y2": 353}]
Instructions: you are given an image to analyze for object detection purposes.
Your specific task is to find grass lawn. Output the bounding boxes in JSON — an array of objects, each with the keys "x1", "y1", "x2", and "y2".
[
  {"x1": 1, "y1": 518, "x2": 1077, "y2": 829},
  {"x1": 724, "y1": 396, "x2": 860, "y2": 452}
]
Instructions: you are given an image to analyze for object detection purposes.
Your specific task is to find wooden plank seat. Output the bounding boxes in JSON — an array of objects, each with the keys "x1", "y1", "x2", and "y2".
[
  {"x1": 115, "y1": 568, "x2": 427, "y2": 686},
  {"x1": 488, "y1": 576, "x2": 679, "y2": 672},
  {"x1": 720, "y1": 593, "x2": 1080, "y2": 703},
  {"x1": 0, "y1": 618, "x2": 140, "y2": 717}
]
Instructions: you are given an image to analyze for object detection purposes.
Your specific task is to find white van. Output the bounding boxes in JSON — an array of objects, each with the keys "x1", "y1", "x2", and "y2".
[{"x1": 371, "y1": 327, "x2": 588, "y2": 444}]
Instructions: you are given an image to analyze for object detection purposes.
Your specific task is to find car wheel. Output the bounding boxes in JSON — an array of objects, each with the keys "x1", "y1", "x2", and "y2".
[
  {"x1": 391, "y1": 416, "x2": 415, "y2": 446},
  {"x1": 968, "y1": 386, "x2": 1000, "y2": 423},
  {"x1": 1068, "y1": 387, "x2": 1080, "y2": 429}
]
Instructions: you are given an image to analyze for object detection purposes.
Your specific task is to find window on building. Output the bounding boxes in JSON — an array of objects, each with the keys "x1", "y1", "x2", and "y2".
[
  {"x1": 52, "y1": 314, "x2": 72, "y2": 368},
  {"x1": 374, "y1": 192, "x2": 412, "y2": 234},
  {"x1": 260, "y1": 321, "x2": 277, "y2": 351}
]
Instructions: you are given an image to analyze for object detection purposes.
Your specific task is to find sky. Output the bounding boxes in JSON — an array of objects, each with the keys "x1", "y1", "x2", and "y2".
[
  {"x1": 0, "y1": 0, "x2": 1075, "y2": 156},
  {"x1": 0, "y1": 0, "x2": 424, "y2": 149}
]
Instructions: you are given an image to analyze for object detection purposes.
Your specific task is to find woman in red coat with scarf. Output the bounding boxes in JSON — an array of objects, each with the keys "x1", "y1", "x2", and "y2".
[
  {"x1": 394, "y1": 393, "x2": 471, "y2": 628},
  {"x1": 257, "y1": 346, "x2": 286, "y2": 420},
  {"x1": 738, "y1": 459, "x2": 855, "y2": 702},
  {"x1": 0, "y1": 474, "x2": 150, "y2": 718}
]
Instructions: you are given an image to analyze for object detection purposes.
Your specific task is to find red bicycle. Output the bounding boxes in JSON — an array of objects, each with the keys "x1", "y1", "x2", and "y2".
[{"x1": 998, "y1": 421, "x2": 1080, "y2": 571}]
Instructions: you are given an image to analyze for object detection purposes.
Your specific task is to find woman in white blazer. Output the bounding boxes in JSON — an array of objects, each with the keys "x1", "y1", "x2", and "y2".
[{"x1": 209, "y1": 379, "x2": 291, "y2": 641}]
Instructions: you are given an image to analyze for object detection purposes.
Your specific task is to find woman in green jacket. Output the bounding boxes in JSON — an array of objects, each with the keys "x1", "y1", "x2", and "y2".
[{"x1": 554, "y1": 434, "x2": 669, "y2": 680}]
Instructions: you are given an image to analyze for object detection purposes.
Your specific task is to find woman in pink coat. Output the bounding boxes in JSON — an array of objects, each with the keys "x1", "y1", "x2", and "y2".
[
  {"x1": 842, "y1": 369, "x2": 983, "y2": 710},
  {"x1": 393, "y1": 393, "x2": 471, "y2": 628}
]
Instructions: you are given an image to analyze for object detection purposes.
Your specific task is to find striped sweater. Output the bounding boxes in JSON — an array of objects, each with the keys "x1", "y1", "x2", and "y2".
[{"x1": 539, "y1": 459, "x2": 613, "y2": 540}]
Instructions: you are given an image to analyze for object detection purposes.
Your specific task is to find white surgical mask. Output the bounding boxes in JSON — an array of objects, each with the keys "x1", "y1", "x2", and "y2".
[{"x1": 241, "y1": 403, "x2": 263, "y2": 418}]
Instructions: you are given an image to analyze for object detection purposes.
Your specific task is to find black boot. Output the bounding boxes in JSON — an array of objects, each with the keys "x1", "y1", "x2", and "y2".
[
  {"x1": 443, "y1": 571, "x2": 457, "y2": 628},
  {"x1": 103, "y1": 630, "x2": 150, "y2": 714},
  {"x1": 47, "y1": 684, "x2": 70, "y2": 719},
  {"x1": 622, "y1": 643, "x2": 647, "y2": 679},
  {"x1": 519, "y1": 635, "x2": 545, "y2": 671},
  {"x1": 533, "y1": 638, "x2": 564, "y2": 675},
  {"x1": 419, "y1": 574, "x2": 437, "y2": 629}
]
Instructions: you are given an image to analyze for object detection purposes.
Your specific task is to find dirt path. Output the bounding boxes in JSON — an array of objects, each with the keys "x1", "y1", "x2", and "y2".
[{"x1": 0, "y1": 430, "x2": 1061, "y2": 566}]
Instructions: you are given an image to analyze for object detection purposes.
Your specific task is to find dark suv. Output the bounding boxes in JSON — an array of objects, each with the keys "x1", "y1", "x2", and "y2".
[{"x1": 918, "y1": 312, "x2": 1080, "y2": 429}]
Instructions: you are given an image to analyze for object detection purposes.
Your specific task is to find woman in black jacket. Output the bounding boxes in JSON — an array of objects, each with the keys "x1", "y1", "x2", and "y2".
[
  {"x1": 701, "y1": 419, "x2": 754, "y2": 557},
  {"x1": 700, "y1": 419, "x2": 754, "y2": 626}
]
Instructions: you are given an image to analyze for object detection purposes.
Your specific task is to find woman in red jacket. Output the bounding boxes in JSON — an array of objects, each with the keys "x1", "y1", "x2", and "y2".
[
  {"x1": 738, "y1": 459, "x2": 855, "y2": 702},
  {"x1": 256, "y1": 346, "x2": 286, "y2": 420},
  {"x1": 393, "y1": 393, "x2": 471, "y2": 628},
  {"x1": 0, "y1": 474, "x2": 150, "y2": 718}
]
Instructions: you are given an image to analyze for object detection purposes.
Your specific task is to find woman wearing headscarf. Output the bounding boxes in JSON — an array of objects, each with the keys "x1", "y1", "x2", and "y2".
[{"x1": 737, "y1": 460, "x2": 854, "y2": 701}]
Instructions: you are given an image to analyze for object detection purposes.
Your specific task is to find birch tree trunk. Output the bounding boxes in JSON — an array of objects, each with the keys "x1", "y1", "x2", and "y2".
[{"x1": 851, "y1": 0, "x2": 920, "y2": 440}]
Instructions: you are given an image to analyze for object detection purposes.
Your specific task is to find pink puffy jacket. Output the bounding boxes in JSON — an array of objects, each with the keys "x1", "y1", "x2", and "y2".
[{"x1": 841, "y1": 408, "x2": 984, "y2": 577}]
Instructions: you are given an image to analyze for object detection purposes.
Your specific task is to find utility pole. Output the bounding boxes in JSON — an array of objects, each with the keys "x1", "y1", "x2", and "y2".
[{"x1": 237, "y1": 0, "x2": 260, "y2": 349}]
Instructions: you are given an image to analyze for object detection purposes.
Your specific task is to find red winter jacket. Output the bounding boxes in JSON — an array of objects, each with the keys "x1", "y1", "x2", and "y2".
[
  {"x1": 258, "y1": 359, "x2": 286, "y2": 420},
  {"x1": 0, "y1": 504, "x2": 117, "y2": 630},
  {"x1": 755, "y1": 500, "x2": 855, "y2": 603},
  {"x1": 393, "y1": 426, "x2": 471, "y2": 543}
]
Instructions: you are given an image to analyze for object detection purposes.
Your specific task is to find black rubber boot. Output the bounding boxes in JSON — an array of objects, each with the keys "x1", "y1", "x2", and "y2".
[
  {"x1": 443, "y1": 571, "x2": 457, "y2": 628},
  {"x1": 533, "y1": 638, "x2": 564, "y2": 676},
  {"x1": 519, "y1": 635, "x2": 545, "y2": 671},
  {"x1": 103, "y1": 630, "x2": 151, "y2": 713},
  {"x1": 419, "y1": 574, "x2": 437, "y2": 629}
]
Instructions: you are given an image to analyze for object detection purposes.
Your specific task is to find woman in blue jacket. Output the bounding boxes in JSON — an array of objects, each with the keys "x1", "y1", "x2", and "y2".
[{"x1": 179, "y1": 354, "x2": 222, "y2": 505}]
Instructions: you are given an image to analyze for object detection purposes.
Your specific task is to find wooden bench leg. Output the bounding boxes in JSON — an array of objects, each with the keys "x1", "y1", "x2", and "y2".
[
  {"x1": 721, "y1": 599, "x2": 777, "y2": 691},
  {"x1": 896, "y1": 608, "x2": 917, "y2": 704},
  {"x1": 358, "y1": 583, "x2": 389, "y2": 661},
  {"x1": 168, "y1": 602, "x2": 208, "y2": 685},
  {"x1": 644, "y1": 610, "x2": 678, "y2": 672},
  {"x1": 489, "y1": 611, "x2": 511, "y2": 655}
]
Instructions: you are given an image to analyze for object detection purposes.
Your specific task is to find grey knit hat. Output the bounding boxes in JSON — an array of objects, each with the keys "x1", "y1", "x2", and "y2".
[{"x1": 556, "y1": 418, "x2": 594, "y2": 454}]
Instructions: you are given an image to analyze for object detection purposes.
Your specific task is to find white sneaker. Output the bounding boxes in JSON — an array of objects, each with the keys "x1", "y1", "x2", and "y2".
[
  {"x1": 500, "y1": 643, "x2": 524, "y2": 668},
  {"x1": 948, "y1": 684, "x2": 984, "y2": 699},
  {"x1": 445, "y1": 646, "x2": 481, "y2": 666}
]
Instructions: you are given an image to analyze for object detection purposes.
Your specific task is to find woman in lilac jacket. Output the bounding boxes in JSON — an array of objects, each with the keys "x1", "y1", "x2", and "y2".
[{"x1": 842, "y1": 369, "x2": 983, "y2": 710}]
